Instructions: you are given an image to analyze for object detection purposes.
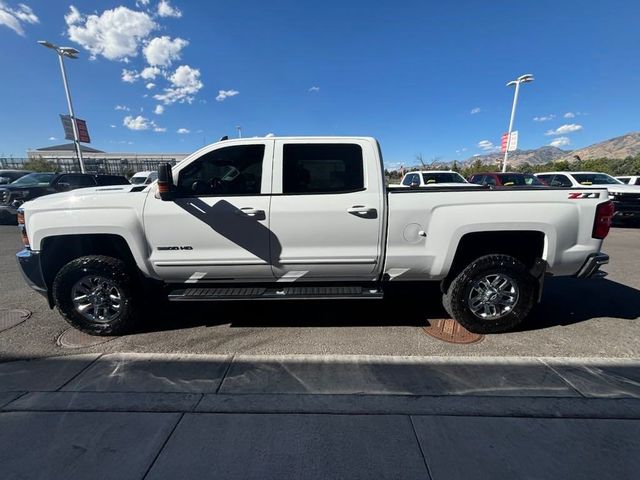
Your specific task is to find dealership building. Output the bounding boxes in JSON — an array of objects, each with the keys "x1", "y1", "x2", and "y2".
[{"x1": 1, "y1": 143, "x2": 191, "y2": 175}]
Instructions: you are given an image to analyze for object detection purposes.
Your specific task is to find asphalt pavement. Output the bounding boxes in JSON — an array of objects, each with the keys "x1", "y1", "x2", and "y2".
[{"x1": 1, "y1": 225, "x2": 639, "y2": 360}]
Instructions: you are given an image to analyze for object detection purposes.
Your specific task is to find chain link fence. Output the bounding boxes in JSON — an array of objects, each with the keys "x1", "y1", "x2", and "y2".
[{"x1": 0, "y1": 157, "x2": 178, "y2": 176}]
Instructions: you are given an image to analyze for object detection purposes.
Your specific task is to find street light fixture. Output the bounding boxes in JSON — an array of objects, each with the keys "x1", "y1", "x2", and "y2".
[
  {"x1": 502, "y1": 73, "x2": 534, "y2": 173},
  {"x1": 38, "y1": 40, "x2": 86, "y2": 173}
]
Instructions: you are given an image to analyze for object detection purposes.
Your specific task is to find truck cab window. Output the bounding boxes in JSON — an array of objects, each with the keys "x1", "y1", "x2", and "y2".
[
  {"x1": 177, "y1": 145, "x2": 265, "y2": 196},
  {"x1": 282, "y1": 144, "x2": 364, "y2": 194}
]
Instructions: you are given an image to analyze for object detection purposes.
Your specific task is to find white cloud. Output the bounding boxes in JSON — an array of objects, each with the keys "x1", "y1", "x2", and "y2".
[
  {"x1": 143, "y1": 35, "x2": 188, "y2": 66},
  {"x1": 136, "y1": 0, "x2": 150, "y2": 6},
  {"x1": 123, "y1": 115, "x2": 152, "y2": 130},
  {"x1": 265, "y1": 133, "x2": 275, "y2": 138},
  {"x1": 470, "y1": 107, "x2": 481, "y2": 115},
  {"x1": 157, "y1": 0, "x2": 182, "y2": 18},
  {"x1": 564, "y1": 112, "x2": 575, "y2": 118},
  {"x1": 0, "y1": 1, "x2": 38, "y2": 36},
  {"x1": 154, "y1": 65, "x2": 203, "y2": 104},
  {"x1": 545, "y1": 124, "x2": 583, "y2": 136},
  {"x1": 121, "y1": 69, "x2": 138, "y2": 83},
  {"x1": 66, "y1": 6, "x2": 156, "y2": 61},
  {"x1": 110, "y1": 124, "x2": 116, "y2": 128},
  {"x1": 549, "y1": 137, "x2": 570, "y2": 148},
  {"x1": 64, "y1": 5, "x2": 81, "y2": 25},
  {"x1": 533, "y1": 114, "x2": 555, "y2": 122},
  {"x1": 153, "y1": 126, "x2": 166, "y2": 132},
  {"x1": 48, "y1": 136, "x2": 56, "y2": 141},
  {"x1": 140, "y1": 66, "x2": 161, "y2": 79},
  {"x1": 154, "y1": 104, "x2": 164, "y2": 115},
  {"x1": 177, "y1": 128, "x2": 190, "y2": 134},
  {"x1": 216, "y1": 89, "x2": 239, "y2": 102},
  {"x1": 477, "y1": 140, "x2": 496, "y2": 151},
  {"x1": 146, "y1": 82, "x2": 156, "y2": 89},
  {"x1": 114, "y1": 104, "x2": 130, "y2": 111},
  {"x1": 308, "y1": 86, "x2": 320, "y2": 92}
]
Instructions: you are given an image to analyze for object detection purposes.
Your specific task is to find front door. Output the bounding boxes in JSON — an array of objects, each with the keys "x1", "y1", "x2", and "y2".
[
  {"x1": 268, "y1": 140, "x2": 384, "y2": 281},
  {"x1": 143, "y1": 141, "x2": 275, "y2": 283}
]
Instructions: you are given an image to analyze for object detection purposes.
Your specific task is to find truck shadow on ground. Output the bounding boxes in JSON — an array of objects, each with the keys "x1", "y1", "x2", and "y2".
[
  {"x1": 136, "y1": 278, "x2": 640, "y2": 334},
  {"x1": 520, "y1": 277, "x2": 640, "y2": 331}
]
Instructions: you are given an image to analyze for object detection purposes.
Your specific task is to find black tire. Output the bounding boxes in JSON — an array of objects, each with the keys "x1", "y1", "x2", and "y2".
[
  {"x1": 442, "y1": 254, "x2": 536, "y2": 334},
  {"x1": 52, "y1": 255, "x2": 139, "y2": 336}
]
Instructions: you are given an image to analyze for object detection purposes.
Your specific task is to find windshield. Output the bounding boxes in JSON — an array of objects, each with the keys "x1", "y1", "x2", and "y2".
[
  {"x1": 130, "y1": 176, "x2": 147, "y2": 184},
  {"x1": 523, "y1": 174, "x2": 545, "y2": 185},
  {"x1": 421, "y1": 172, "x2": 467, "y2": 184},
  {"x1": 572, "y1": 173, "x2": 622, "y2": 185},
  {"x1": 10, "y1": 173, "x2": 55, "y2": 186}
]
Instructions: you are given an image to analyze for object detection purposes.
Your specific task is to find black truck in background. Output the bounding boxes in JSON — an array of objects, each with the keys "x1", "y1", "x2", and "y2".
[{"x1": 0, "y1": 172, "x2": 129, "y2": 223}]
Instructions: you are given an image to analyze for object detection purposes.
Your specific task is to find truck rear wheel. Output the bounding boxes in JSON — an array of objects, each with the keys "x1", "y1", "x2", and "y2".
[
  {"x1": 442, "y1": 254, "x2": 536, "y2": 334},
  {"x1": 52, "y1": 255, "x2": 139, "y2": 336}
]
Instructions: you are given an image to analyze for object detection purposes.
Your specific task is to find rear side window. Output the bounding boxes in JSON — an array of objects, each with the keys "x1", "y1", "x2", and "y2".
[
  {"x1": 282, "y1": 144, "x2": 364, "y2": 194},
  {"x1": 550, "y1": 175, "x2": 573, "y2": 187},
  {"x1": 484, "y1": 175, "x2": 497, "y2": 186}
]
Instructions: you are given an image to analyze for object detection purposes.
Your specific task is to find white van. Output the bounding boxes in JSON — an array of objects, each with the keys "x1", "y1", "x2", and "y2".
[{"x1": 129, "y1": 171, "x2": 158, "y2": 185}]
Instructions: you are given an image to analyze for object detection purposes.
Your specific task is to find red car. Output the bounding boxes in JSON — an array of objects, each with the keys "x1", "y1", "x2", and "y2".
[{"x1": 468, "y1": 172, "x2": 548, "y2": 187}]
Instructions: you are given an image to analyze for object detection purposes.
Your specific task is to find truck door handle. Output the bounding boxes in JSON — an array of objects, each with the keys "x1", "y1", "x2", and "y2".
[
  {"x1": 236, "y1": 207, "x2": 262, "y2": 216},
  {"x1": 347, "y1": 205, "x2": 376, "y2": 215}
]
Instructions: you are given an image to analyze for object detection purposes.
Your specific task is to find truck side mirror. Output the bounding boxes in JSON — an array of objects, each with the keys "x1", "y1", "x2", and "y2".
[
  {"x1": 410, "y1": 177, "x2": 420, "y2": 188},
  {"x1": 157, "y1": 163, "x2": 175, "y2": 201}
]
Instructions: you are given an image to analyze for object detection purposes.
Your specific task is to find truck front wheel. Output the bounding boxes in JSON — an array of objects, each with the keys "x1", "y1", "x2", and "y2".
[
  {"x1": 52, "y1": 255, "x2": 139, "y2": 336},
  {"x1": 442, "y1": 254, "x2": 536, "y2": 334}
]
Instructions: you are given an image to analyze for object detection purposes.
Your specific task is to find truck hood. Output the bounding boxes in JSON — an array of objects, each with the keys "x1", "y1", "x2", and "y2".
[{"x1": 22, "y1": 184, "x2": 148, "y2": 211}]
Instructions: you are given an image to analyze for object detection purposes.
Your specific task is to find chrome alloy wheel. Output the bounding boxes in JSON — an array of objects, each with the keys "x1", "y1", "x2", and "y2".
[
  {"x1": 71, "y1": 275, "x2": 123, "y2": 323},
  {"x1": 467, "y1": 273, "x2": 519, "y2": 320}
]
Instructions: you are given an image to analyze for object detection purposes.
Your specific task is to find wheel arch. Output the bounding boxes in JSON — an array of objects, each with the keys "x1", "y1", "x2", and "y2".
[
  {"x1": 441, "y1": 230, "x2": 546, "y2": 294},
  {"x1": 40, "y1": 234, "x2": 138, "y2": 307}
]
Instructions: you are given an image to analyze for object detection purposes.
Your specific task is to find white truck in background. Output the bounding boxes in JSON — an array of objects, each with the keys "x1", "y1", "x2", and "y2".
[{"x1": 16, "y1": 137, "x2": 613, "y2": 336}]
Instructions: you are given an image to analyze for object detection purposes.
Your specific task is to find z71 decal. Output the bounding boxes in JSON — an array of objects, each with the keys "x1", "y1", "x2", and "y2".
[{"x1": 568, "y1": 192, "x2": 601, "y2": 199}]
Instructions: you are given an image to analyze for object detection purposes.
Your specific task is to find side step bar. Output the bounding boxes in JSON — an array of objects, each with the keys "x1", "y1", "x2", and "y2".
[{"x1": 168, "y1": 285, "x2": 384, "y2": 302}]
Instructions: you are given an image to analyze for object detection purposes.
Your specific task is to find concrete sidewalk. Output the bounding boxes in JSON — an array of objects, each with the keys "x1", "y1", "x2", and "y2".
[{"x1": 1, "y1": 354, "x2": 640, "y2": 479}]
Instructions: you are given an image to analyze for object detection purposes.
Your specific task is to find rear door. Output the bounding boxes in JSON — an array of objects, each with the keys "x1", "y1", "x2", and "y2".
[{"x1": 269, "y1": 139, "x2": 384, "y2": 280}]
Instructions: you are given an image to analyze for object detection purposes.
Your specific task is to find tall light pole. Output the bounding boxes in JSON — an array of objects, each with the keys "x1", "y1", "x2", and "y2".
[
  {"x1": 236, "y1": 125, "x2": 242, "y2": 138},
  {"x1": 502, "y1": 73, "x2": 534, "y2": 173},
  {"x1": 38, "y1": 40, "x2": 86, "y2": 173}
]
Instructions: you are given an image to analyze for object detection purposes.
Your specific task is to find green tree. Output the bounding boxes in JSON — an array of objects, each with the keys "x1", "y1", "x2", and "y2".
[{"x1": 23, "y1": 157, "x2": 57, "y2": 172}]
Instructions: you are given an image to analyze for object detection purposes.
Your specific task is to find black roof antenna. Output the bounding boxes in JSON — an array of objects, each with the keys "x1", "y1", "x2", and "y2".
[{"x1": 219, "y1": 135, "x2": 229, "y2": 141}]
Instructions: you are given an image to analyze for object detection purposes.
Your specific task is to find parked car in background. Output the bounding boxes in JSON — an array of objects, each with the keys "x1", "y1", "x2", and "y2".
[
  {"x1": 399, "y1": 170, "x2": 477, "y2": 187},
  {"x1": 130, "y1": 171, "x2": 158, "y2": 185},
  {"x1": 0, "y1": 170, "x2": 32, "y2": 185},
  {"x1": 616, "y1": 175, "x2": 640, "y2": 186},
  {"x1": 536, "y1": 171, "x2": 640, "y2": 224},
  {"x1": 468, "y1": 172, "x2": 547, "y2": 187},
  {"x1": 0, "y1": 172, "x2": 129, "y2": 223}
]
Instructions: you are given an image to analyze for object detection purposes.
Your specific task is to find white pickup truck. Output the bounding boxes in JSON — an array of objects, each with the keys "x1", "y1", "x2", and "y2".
[{"x1": 16, "y1": 137, "x2": 613, "y2": 336}]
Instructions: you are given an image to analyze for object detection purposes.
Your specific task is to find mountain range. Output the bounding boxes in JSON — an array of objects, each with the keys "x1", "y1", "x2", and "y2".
[{"x1": 461, "y1": 132, "x2": 640, "y2": 167}]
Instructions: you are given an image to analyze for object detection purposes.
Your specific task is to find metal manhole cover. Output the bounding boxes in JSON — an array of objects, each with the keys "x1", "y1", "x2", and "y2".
[
  {"x1": 0, "y1": 309, "x2": 31, "y2": 333},
  {"x1": 422, "y1": 318, "x2": 484, "y2": 344},
  {"x1": 57, "y1": 328, "x2": 117, "y2": 349}
]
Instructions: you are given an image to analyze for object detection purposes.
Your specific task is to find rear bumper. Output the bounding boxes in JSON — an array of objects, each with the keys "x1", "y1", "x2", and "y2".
[
  {"x1": 575, "y1": 253, "x2": 609, "y2": 278},
  {"x1": 16, "y1": 248, "x2": 48, "y2": 296}
]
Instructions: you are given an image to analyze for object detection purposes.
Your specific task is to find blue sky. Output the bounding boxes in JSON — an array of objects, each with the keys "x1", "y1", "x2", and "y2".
[{"x1": 0, "y1": 0, "x2": 639, "y2": 167}]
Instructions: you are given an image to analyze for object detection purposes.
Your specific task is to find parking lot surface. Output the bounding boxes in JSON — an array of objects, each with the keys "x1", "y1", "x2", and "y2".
[{"x1": 1, "y1": 225, "x2": 639, "y2": 360}]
